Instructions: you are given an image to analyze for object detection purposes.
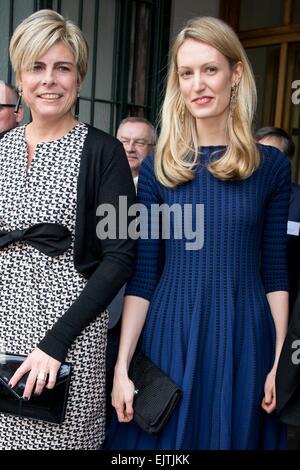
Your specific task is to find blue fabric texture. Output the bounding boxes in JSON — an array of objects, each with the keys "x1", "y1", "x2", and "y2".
[{"x1": 106, "y1": 145, "x2": 290, "y2": 450}]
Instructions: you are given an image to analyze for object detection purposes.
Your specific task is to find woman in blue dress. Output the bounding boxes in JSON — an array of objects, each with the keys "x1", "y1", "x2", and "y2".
[{"x1": 106, "y1": 16, "x2": 290, "y2": 450}]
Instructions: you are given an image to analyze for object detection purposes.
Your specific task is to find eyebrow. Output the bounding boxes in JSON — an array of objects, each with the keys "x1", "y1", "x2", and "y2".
[
  {"x1": 34, "y1": 61, "x2": 75, "y2": 66},
  {"x1": 177, "y1": 61, "x2": 219, "y2": 69},
  {"x1": 120, "y1": 136, "x2": 146, "y2": 140}
]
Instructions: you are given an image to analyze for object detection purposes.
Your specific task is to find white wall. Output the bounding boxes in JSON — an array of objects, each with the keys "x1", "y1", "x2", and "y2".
[{"x1": 170, "y1": 0, "x2": 220, "y2": 40}]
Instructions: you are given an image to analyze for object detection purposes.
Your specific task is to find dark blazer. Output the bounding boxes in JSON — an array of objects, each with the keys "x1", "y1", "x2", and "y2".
[
  {"x1": 276, "y1": 184, "x2": 300, "y2": 425},
  {"x1": 287, "y1": 184, "x2": 300, "y2": 312},
  {"x1": 1, "y1": 125, "x2": 137, "y2": 362},
  {"x1": 276, "y1": 291, "x2": 300, "y2": 426}
]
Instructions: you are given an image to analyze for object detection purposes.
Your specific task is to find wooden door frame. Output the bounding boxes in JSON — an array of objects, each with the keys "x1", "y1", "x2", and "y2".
[{"x1": 220, "y1": 0, "x2": 300, "y2": 127}]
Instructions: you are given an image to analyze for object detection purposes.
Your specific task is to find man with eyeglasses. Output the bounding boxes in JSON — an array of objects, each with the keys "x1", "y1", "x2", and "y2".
[
  {"x1": 0, "y1": 81, "x2": 23, "y2": 136},
  {"x1": 117, "y1": 117, "x2": 156, "y2": 187}
]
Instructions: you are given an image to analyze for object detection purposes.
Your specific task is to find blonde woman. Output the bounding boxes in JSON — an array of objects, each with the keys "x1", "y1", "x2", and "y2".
[
  {"x1": 106, "y1": 17, "x2": 290, "y2": 449},
  {"x1": 0, "y1": 10, "x2": 136, "y2": 449}
]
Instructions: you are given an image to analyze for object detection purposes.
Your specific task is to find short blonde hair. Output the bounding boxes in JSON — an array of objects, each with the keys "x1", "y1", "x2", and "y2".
[
  {"x1": 10, "y1": 9, "x2": 89, "y2": 83},
  {"x1": 156, "y1": 16, "x2": 260, "y2": 187}
]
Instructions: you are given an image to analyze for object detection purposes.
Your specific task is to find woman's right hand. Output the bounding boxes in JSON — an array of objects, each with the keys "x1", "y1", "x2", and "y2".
[{"x1": 111, "y1": 367, "x2": 136, "y2": 423}]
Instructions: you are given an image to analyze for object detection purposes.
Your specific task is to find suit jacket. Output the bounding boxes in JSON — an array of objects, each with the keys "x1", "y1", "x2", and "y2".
[
  {"x1": 276, "y1": 184, "x2": 300, "y2": 425},
  {"x1": 287, "y1": 184, "x2": 300, "y2": 311},
  {"x1": 276, "y1": 292, "x2": 300, "y2": 425}
]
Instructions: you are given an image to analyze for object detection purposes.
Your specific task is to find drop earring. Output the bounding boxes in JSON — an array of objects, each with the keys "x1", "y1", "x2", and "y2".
[
  {"x1": 230, "y1": 83, "x2": 239, "y2": 117},
  {"x1": 74, "y1": 90, "x2": 80, "y2": 120},
  {"x1": 14, "y1": 86, "x2": 23, "y2": 114},
  {"x1": 180, "y1": 103, "x2": 185, "y2": 124}
]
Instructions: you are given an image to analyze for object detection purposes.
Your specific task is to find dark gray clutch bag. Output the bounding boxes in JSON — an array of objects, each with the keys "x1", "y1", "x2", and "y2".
[{"x1": 129, "y1": 350, "x2": 182, "y2": 434}]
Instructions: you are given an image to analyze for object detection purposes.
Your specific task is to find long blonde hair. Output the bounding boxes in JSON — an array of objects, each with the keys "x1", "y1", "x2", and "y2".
[{"x1": 156, "y1": 16, "x2": 260, "y2": 188}]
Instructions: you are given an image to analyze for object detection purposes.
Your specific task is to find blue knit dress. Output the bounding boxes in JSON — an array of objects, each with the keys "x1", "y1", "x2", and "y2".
[{"x1": 106, "y1": 145, "x2": 290, "y2": 450}]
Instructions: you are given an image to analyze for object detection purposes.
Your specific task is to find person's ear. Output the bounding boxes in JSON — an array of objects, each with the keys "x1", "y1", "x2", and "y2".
[
  {"x1": 15, "y1": 105, "x2": 24, "y2": 124},
  {"x1": 232, "y1": 61, "x2": 243, "y2": 87}
]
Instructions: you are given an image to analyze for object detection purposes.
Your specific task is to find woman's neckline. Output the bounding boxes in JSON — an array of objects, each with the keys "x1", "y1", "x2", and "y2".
[
  {"x1": 199, "y1": 144, "x2": 227, "y2": 149},
  {"x1": 23, "y1": 121, "x2": 83, "y2": 146}
]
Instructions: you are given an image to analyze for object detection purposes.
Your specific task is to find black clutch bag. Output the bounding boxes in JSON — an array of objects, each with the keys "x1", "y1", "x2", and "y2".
[
  {"x1": 0, "y1": 353, "x2": 72, "y2": 425},
  {"x1": 128, "y1": 350, "x2": 182, "y2": 434}
]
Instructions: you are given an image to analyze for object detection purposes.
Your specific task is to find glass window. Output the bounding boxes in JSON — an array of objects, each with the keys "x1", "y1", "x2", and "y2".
[
  {"x1": 78, "y1": 99, "x2": 91, "y2": 126},
  {"x1": 0, "y1": 0, "x2": 35, "y2": 123},
  {"x1": 239, "y1": 0, "x2": 284, "y2": 31},
  {"x1": 81, "y1": 0, "x2": 96, "y2": 101},
  {"x1": 95, "y1": 0, "x2": 116, "y2": 102},
  {"x1": 12, "y1": 0, "x2": 35, "y2": 30},
  {"x1": 93, "y1": 102, "x2": 111, "y2": 133},
  {"x1": 289, "y1": 48, "x2": 300, "y2": 182},
  {"x1": 246, "y1": 45, "x2": 280, "y2": 129},
  {"x1": 127, "y1": 1, "x2": 151, "y2": 110},
  {"x1": 60, "y1": 0, "x2": 80, "y2": 24},
  {"x1": 0, "y1": 0, "x2": 11, "y2": 82},
  {"x1": 294, "y1": 0, "x2": 300, "y2": 23}
]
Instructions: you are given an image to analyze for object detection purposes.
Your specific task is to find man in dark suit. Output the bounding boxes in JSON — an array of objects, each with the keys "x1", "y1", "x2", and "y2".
[
  {"x1": 255, "y1": 127, "x2": 299, "y2": 313},
  {"x1": 276, "y1": 294, "x2": 300, "y2": 428},
  {"x1": 287, "y1": 184, "x2": 300, "y2": 312},
  {"x1": 255, "y1": 128, "x2": 300, "y2": 434}
]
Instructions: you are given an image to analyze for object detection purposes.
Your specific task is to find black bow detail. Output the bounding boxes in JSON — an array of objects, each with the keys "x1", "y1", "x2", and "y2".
[{"x1": 0, "y1": 223, "x2": 72, "y2": 257}]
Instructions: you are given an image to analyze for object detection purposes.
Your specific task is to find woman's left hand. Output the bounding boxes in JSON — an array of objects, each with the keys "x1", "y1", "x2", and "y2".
[
  {"x1": 261, "y1": 369, "x2": 276, "y2": 413},
  {"x1": 8, "y1": 347, "x2": 61, "y2": 400}
]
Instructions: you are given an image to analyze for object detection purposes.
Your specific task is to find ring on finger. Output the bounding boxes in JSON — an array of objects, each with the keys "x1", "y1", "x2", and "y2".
[{"x1": 37, "y1": 371, "x2": 47, "y2": 382}]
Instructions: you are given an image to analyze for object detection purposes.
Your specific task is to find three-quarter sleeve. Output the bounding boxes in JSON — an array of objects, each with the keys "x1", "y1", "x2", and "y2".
[
  {"x1": 38, "y1": 138, "x2": 136, "y2": 362},
  {"x1": 125, "y1": 155, "x2": 165, "y2": 301},
  {"x1": 261, "y1": 152, "x2": 291, "y2": 293}
]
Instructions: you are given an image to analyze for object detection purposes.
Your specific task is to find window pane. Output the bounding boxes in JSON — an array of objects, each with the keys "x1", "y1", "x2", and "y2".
[
  {"x1": 246, "y1": 45, "x2": 280, "y2": 128},
  {"x1": 52, "y1": 0, "x2": 59, "y2": 11},
  {"x1": 128, "y1": 2, "x2": 151, "y2": 107},
  {"x1": 239, "y1": 0, "x2": 284, "y2": 31},
  {"x1": 289, "y1": 48, "x2": 300, "y2": 183},
  {"x1": 81, "y1": 0, "x2": 96, "y2": 100},
  {"x1": 4, "y1": 0, "x2": 35, "y2": 122},
  {"x1": 95, "y1": 0, "x2": 116, "y2": 101},
  {"x1": 13, "y1": 0, "x2": 35, "y2": 29},
  {"x1": 78, "y1": 99, "x2": 91, "y2": 125},
  {"x1": 294, "y1": 0, "x2": 300, "y2": 22},
  {"x1": 60, "y1": 0, "x2": 80, "y2": 24},
  {"x1": 0, "y1": 0, "x2": 11, "y2": 81},
  {"x1": 93, "y1": 102, "x2": 111, "y2": 132},
  {"x1": 126, "y1": 105, "x2": 146, "y2": 117}
]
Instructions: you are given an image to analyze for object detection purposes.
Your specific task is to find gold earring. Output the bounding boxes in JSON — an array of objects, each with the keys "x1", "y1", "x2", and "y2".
[
  {"x1": 230, "y1": 83, "x2": 239, "y2": 117},
  {"x1": 180, "y1": 103, "x2": 185, "y2": 124}
]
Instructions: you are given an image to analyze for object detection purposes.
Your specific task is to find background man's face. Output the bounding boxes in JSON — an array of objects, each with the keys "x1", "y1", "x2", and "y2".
[
  {"x1": 0, "y1": 85, "x2": 19, "y2": 133},
  {"x1": 117, "y1": 122, "x2": 153, "y2": 177}
]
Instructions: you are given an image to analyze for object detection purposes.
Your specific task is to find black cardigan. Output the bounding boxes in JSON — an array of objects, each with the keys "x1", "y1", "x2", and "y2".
[{"x1": 0, "y1": 125, "x2": 136, "y2": 362}]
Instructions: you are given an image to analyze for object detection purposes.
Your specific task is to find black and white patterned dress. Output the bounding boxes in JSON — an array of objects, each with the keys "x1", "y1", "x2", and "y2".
[{"x1": 0, "y1": 123, "x2": 108, "y2": 450}]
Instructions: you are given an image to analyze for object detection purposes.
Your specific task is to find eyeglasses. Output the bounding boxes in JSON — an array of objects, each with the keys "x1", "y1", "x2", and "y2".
[
  {"x1": 0, "y1": 104, "x2": 16, "y2": 112},
  {"x1": 120, "y1": 138, "x2": 153, "y2": 148}
]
